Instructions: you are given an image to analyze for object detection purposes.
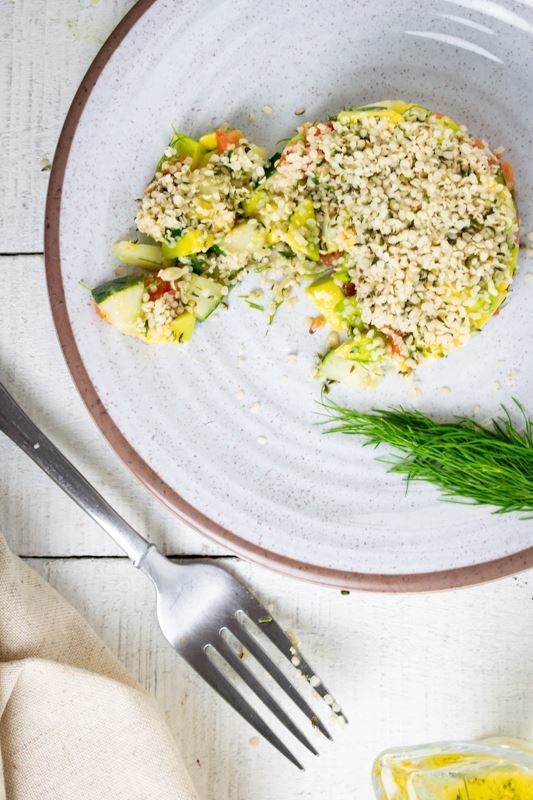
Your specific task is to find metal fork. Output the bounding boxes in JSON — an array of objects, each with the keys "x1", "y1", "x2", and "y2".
[{"x1": 0, "y1": 381, "x2": 346, "y2": 769}]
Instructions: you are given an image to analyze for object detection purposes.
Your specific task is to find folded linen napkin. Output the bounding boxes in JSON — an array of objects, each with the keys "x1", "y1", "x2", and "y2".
[{"x1": 0, "y1": 533, "x2": 199, "y2": 800}]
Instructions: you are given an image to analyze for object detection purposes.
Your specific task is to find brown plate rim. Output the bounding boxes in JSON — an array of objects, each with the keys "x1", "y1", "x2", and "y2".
[{"x1": 44, "y1": 0, "x2": 533, "y2": 592}]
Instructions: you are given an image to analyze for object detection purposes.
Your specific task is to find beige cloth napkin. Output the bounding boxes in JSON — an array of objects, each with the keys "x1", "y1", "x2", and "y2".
[{"x1": 0, "y1": 534, "x2": 199, "y2": 800}]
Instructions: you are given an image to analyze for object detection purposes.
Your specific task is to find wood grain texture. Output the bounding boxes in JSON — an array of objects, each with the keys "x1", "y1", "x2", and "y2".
[
  {"x1": 0, "y1": 0, "x2": 137, "y2": 253},
  {"x1": 27, "y1": 556, "x2": 533, "y2": 800},
  {"x1": 0, "y1": 255, "x2": 225, "y2": 557}
]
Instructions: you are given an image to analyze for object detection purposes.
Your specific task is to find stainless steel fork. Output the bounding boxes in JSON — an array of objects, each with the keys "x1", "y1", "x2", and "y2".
[{"x1": 0, "y1": 381, "x2": 346, "y2": 769}]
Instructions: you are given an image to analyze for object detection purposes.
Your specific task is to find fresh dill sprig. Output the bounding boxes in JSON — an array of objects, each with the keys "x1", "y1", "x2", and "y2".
[{"x1": 319, "y1": 399, "x2": 533, "y2": 516}]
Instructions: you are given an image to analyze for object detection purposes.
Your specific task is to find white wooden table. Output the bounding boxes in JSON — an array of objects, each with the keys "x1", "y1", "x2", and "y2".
[{"x1": 1, "y1": 3, "x2": 532, "y2": 798}]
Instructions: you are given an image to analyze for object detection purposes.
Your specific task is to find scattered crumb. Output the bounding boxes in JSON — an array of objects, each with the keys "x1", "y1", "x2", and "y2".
[
  {"x1": 261, "y1": 105, "x2": 273, "y2": 115},
  {"x1": 39, "y1": 157, "x2": 51, "y2": 172},
  {"x1": 33, "y1": 442, "x2": 40, "y2": 450},
  {"x1": 286, "y1": 629, "x2": 301, "y2": 649},
  {"x1": 291, "y1": 655, "x2": 301, "y2": 667},
  {"x1": 525, "y1": 272, "x2": 533, "y2": 282},
  {"x1": 236, "y1": 390, "x2": 245, "y2": 401},
  {"x1": 287, "y1": 352, "x2": 298, "y2": 365},
  {"x1": 248, "y1": 112, "x2": 256, "y2": 123},
  {"x1": 249, "y1": 402, "x2": 261, "y2": 414},
  {"x1": 294, "y1": 107, "x2": 306, "y2": 116},
  {"x1": 505, "y1": 368, "x2": 519, "y2": 385},
  {"x1": 256, "y1": 435, "x2": 267, "y2": 445},
  {"x1": 494, "y1": 381, "x2": 502, "y2": 391},
  {"x1": 493, "y1": 146, "x2": 504, "y2": 156},
  {"x1": 332, "y1": 702, "x2": 342, "y2": 713},
  {"x1": 472, "y1": 404, "x2": 481, "y2": 415},
  {"x1": 439, "y1": 386, "x2": 451, "y2": 396},
  {"x1": 324, "y1": 694, "x2": 333, "y2": 706},
  {"x1": 310, "y1": 675, "x2": 321, "y2": 688},
  {"x1": 249, "y1": 736, "x2": 260, "y2": 747}
]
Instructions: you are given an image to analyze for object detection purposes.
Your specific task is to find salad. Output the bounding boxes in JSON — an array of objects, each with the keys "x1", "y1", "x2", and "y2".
[{"x1": 91, "y1": 100, "x2": 519, "y2": 387}]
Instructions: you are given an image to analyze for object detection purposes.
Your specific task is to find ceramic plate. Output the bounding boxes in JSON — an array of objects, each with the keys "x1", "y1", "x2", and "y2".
[{"x1": 46, "y1": 0, "x2": 533, "y2": 590}]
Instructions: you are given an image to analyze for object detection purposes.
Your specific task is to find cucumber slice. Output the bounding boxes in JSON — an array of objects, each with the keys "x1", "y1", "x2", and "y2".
[
  {"x1": 337, "y1": 108, "x2": 403, "y2": 125},
  {"x1": 318, "y1": 351, "x2": 360, "y2": 384},
  {"x1": 162, "y1": 229, "x2": 212, "y2": 258},
  {"x1": 285, "y1": 199, "x2": 319, "y2": 261},
  {"x1": 307, "y1": 275, "x2": 346, "y2": 330},
  {"x1": 188, "y1": 275, "x2": 224, "y2": 321},
  {"x1": 145, "y1": 311, "x2": 196, "y2": 344},
  {"x1": 92, "y1": 275, "x2": 144, "y2": 336},
  {"x1": 335, "y1": 330, "x2": 387, "y2": 363},
  {"x1": 222, "y1": 220, "x2": 267, "y2": 255},
  {"x1": 112, "y1": 240, "x2": 163, "y2": 270},
  {"x1": 156, "y1": 134, "x2": 205, "y2": 173}
]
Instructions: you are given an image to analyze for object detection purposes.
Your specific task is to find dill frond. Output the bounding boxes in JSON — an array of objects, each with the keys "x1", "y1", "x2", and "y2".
[{"x1": 319, "y1": 399, "x2": 533, "y2": 516}]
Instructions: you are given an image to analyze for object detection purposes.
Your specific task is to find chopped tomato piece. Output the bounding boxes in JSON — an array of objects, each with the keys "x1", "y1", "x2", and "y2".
[
  {"x1": 320, "y1": 251, "x2": 343, "y2": 266},
  {"x1": 382, "y1": 326, "x2": 404, "y2": 356},
  {"x1": 433, "y1": 112, "x2": 444, "y2": 120},
  {"x1": 216, "y1": 129, "x2": 242, "y2": 153},
  {"x1": 499, "y1": 159, "x2": 515, "y2": 190},
  {"x1": 145, "y1": 276, "x2": 174, "y2": 301},
  {"x1": 94, "y1": 302, "x2": 105, "y2": 318}
]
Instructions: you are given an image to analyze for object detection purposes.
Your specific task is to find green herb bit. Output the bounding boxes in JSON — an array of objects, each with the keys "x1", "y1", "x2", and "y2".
[
  {"x1": 310, "y1": 715, "x2": 319, "y2": 727},
  {"x1": 208, "y1": 244, "x2": 226, "y2": 257},
  {"x1": 312, "y1": 176, "x2": 320, "y2": 185},
  {"x1": 190, "y1": 256, "x2": 207, "y2": 274},
  {"x1": 340, "y1": 589, "x2": 350, "y2": 596},
  {"x1": 258, "y1": 616, "x2": 273, "y2": 624},
  {"x1": 164, "y1": 227, "x2": 183, "y2": 242},
  {"x1": 264, "y1": 151, "x2": 281, "y2": 178},
  {"x1": 320, "y1": 399, "x2": 533, "y2": 517}
]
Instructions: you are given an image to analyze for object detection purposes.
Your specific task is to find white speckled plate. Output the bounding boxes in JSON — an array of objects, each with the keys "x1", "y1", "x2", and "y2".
[{"x1": 46, "y1": 0, "x2": 533, "y2": 590}]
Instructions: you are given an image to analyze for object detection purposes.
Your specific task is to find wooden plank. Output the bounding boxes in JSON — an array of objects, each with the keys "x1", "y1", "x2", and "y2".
[
  {"x1": 0, "y1": 254, "x2": 225, "y2": 558},
  {"x1": 27, "y1": 555, "x2": 533, "y2": 799},
  {"x1": 0, "y1": 0, "x2": 137, "y2": 253}
]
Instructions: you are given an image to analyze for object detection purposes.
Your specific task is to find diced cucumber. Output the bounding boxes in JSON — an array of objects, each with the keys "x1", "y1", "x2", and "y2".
[
  {"x1": 188, "y1": 274, "x2": 224, "y2": 321},
  {"x1": 169, "y1": 311, "x2": 196, "y2": 342},
  {"x1": 318, "y1": 351, "x2": 362, "y2": 385},
  {"x1": 285, "y1": 198, "x2": 319, "y2": 261},
  {"x1": 112, "y1": 240, "x2": 163, "y2": 270},
  {"x1": 335, "y1": 330, "x2": 387, "y2": 363},
  {"x1": 199, "y1": 131, "x2": 218, "y2": 151},
  {"x1": 307, "y1": 275, "x2": 346, "y2": 330},
  {"x1": 162, "y1": 229, "x2": 212, "y2": 258},
  {"x1": 145, "y1": 311, "x2": 196, "y2": 344},
  {"x1": 92, "y1": 274, "x2": 144, "y2": 336},
  {"x1": 156, "y1": 134, "x2": 205, "y2": 173},
  {"x1": 222, "y1": 220, "x2": 267, "y2": 255},
  {"x1": 337, "y1": 108, "x2": 403, "y2": 125},
  {"x1": 242, "y1": 187, "x2": 269, "y2": 218}
]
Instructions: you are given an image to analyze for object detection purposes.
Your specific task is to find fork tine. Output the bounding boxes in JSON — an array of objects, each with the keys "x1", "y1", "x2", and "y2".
[
  {"x1": 217, "y1": 633, "x2": 319, "y2": 756},
  {"x1": 240, "y1": 602, "x2": 348, "y2": 723},
  {"x1": 193, "y1": 647, "x2": 304, "y2": 770},
  {"x1": 229, "y1": 621, "x2": 332, "y2": 740}
]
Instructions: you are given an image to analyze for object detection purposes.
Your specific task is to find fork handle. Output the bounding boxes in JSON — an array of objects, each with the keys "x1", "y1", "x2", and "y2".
[{"x1": 0, "y1": 380, "x2": 151, "y2": 566}]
